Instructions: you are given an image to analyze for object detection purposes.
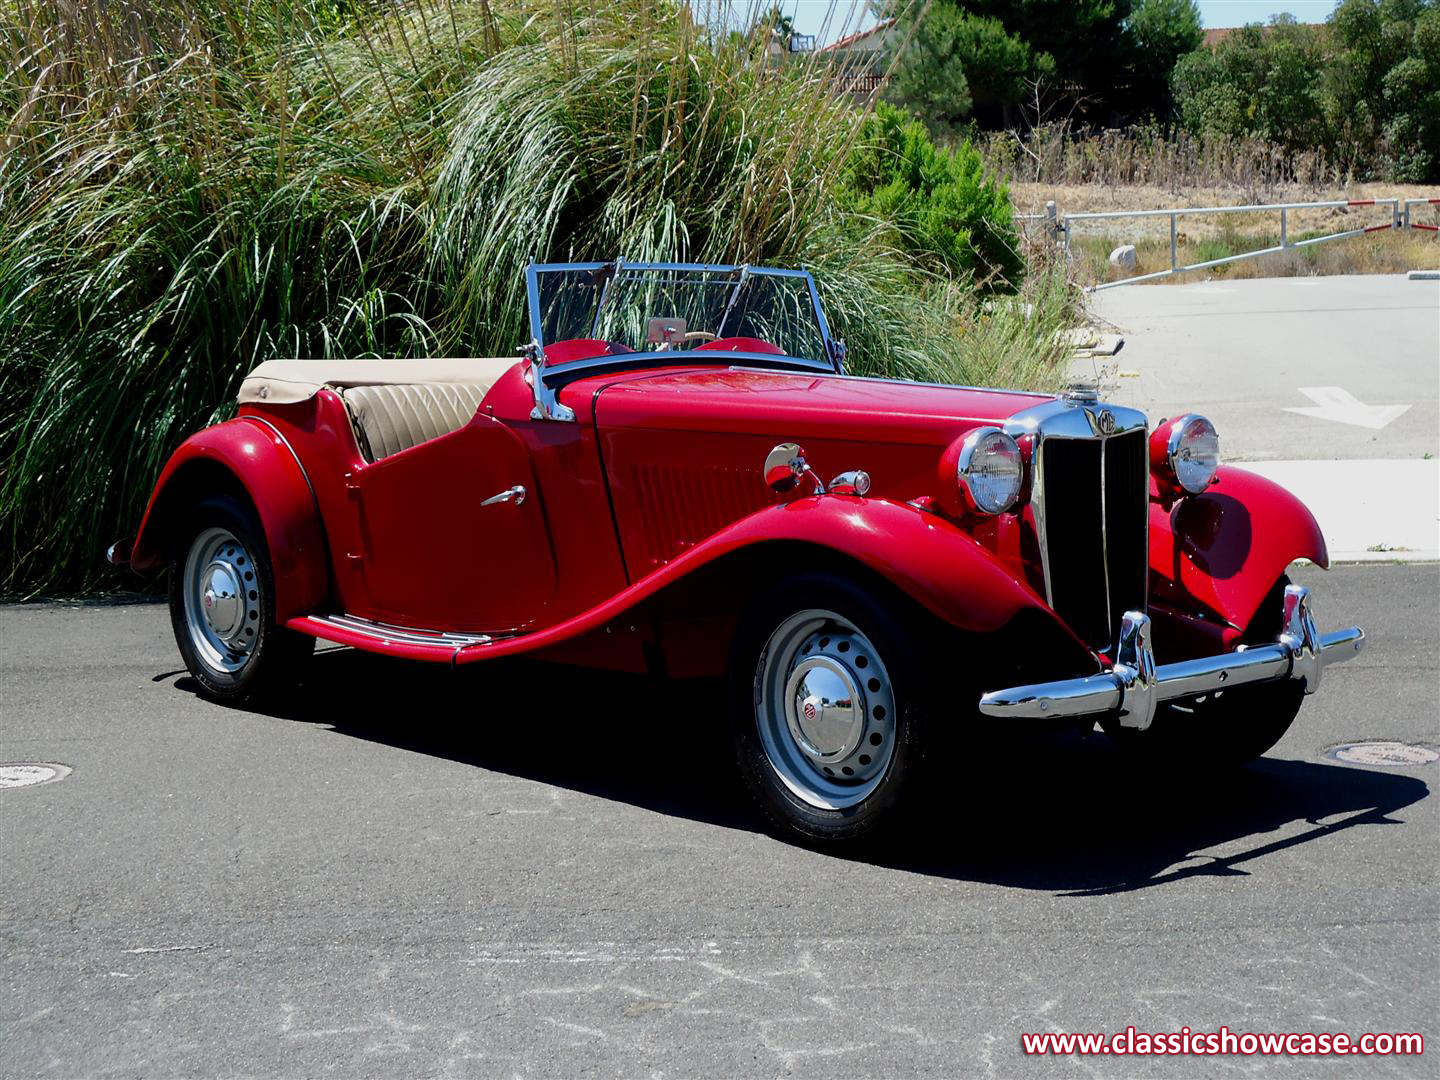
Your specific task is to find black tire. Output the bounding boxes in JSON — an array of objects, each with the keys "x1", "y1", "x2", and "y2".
[
  {"x1": 728, "y1": 572, "x2": 936, "y2": 847},
  {"x1": 168, "y1": 493, "x2": 313, "y2": 702},
  {"x1": 1102, "y1": 575, "x2": 1304, "y2": 766}
]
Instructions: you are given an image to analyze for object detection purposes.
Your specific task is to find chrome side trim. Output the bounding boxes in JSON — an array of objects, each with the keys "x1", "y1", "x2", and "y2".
[
  {"x1": 309, "y1": 613, "x2": 494, "y2": 648},
  {"x1": 977, "y1": 585, "x2": 1365, "y2": 726},
  {"x1": 1098, "y1": 432, "x2": 1112, "y2": 629}
]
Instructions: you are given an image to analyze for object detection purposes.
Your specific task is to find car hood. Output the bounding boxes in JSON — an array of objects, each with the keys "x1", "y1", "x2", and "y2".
[{"x1": 589, "y1": 366, "x2": 1053, "y2": 445}]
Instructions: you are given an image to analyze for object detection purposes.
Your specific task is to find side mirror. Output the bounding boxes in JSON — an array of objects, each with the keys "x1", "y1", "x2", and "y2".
[{"x1": 764, "y1": 443, "x2": 821, "y2": 494}]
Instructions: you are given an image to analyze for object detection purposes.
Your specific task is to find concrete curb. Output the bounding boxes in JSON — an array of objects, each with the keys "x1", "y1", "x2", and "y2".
[{"x1": 1236, "y1": 459, "x2": 1440, "y2": 563}]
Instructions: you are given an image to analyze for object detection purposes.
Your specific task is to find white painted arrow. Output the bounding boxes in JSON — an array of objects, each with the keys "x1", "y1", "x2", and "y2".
[{"x1": 1283, "y1": 386, "x2": 1412, "y2": 430}]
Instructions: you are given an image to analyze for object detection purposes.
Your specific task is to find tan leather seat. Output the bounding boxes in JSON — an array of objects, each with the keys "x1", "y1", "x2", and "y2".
[
  {"x1": 342, "y1": 383, "x2": 490, "y2": 462},
  {"x1": 239, "y1": 357, "x2": 517, "y2": 405}
]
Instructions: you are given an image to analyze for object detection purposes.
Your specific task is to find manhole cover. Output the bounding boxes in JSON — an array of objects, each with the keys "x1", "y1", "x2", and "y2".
[
  {"x1": 0, "y1": 763, "x2": 71, "y2": 789},
  {"x1": 1325, "y1": 742, "x2": 1439, "y2": 767}
]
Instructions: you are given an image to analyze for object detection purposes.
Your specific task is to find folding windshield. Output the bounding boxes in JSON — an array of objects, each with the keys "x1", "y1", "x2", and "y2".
[{"x1": 526, "y1": 262, "x2": 837, "y2": 372}]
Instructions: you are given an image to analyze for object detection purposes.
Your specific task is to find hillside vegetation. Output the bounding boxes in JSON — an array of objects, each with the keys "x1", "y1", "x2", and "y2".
[
  {"x1": 0, "y1": 0, "x2": 1075, "y2": 597},
  {"x1": 883, "y1": 0, "x2": 1439, "y2": 185},
  {"x1": 1174, "y1": 4, "x2": 1440, "y2": 183}
]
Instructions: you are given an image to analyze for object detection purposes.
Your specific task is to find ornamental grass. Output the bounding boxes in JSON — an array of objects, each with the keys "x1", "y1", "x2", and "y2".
[{"x1": 0, "y1": 0, "x2": 1073, "y2": 595}]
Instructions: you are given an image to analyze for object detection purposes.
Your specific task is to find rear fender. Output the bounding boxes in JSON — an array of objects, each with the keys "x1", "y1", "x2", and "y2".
[
  {"x1": 1150, "y1": 465, "x2": 1327, "y2": 635},
  {"x1": 130, "y1": 418, "x2": 328, "y2": 620}
]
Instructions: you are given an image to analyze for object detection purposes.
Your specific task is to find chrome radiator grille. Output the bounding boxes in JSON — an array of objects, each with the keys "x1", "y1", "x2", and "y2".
[{"x1": 1036, "y1": 425, "x2": 1149, "y2": 649}]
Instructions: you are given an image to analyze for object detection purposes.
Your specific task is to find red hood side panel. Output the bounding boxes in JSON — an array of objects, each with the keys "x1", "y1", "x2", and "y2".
[
  {"x1": 587, "y1": 368, "x2": 1048, "y2": 445},
  {"x1": 589, "y1": 367, "x2": 1051, "y2": 581}
]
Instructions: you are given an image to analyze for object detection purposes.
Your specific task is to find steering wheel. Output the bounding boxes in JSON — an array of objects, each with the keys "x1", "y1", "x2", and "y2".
[{"x1": 682, "y1": 331, "x2": 719, "y2": 343}]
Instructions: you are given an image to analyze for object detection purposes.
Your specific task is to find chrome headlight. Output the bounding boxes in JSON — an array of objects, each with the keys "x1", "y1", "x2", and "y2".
[
  {"x1": 956, "y1": 427, "x2": 1023, "y2": 514},
  {"x1": 1165, "y1": 414, "x2": 1220, "y2": 494}
]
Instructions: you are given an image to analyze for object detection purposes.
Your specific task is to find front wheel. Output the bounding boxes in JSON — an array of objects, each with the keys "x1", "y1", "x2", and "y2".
[
  {"x1": 729, "y1": 573, "x2": 934, "y2": 847},
  {"x1": 168, "y1": 494, "x2": 313, "y2": 702}
]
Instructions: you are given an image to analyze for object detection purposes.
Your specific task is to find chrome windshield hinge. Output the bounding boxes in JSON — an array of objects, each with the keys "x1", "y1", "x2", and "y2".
[{"x1": 523, "y1": 339, "x2": 576, "y2": 423}]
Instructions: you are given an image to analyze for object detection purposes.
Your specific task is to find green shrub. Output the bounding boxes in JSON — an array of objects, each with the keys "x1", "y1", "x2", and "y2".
[{"x1": 841, "y1": 103, "x2": 1023, "y2": 288}]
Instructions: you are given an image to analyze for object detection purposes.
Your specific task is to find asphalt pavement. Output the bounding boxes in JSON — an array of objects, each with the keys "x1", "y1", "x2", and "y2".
[{"x1": 2, "y1": 562, "x2": 1436, "y2": 1078}]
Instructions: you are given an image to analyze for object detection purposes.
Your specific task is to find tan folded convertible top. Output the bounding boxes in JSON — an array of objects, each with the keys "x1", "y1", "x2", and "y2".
[{"x1": 237, "y1": 358, "x2": 518, "y2": 405}]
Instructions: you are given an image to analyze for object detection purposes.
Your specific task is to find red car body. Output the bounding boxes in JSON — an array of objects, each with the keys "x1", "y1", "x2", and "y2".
[
  {"x1": 124, "y1": 359, "x2": 1327, "y2": 672},
  {"x1": 116, "y1": 261, "x2": 1361, "y2": 844}
]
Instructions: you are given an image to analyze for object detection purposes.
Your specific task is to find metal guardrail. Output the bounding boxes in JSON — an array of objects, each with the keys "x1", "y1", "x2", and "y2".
[
  {"x1": 1016, "y1": 197, "x2": 1437, "y2": 290},
  {"x1": 1404, "y1": 197, "x2": 1440, "y2": 232}
]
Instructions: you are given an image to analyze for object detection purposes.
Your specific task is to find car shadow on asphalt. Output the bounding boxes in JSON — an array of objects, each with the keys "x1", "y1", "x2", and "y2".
[{"x1": 174, "y1": 646, "x2": 1430, "y2": 896}]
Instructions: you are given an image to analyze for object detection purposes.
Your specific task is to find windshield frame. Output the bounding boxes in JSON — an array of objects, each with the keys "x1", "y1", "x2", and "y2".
[{"x1": 523, "y1": 260, "x2": 843, "y2": 420}]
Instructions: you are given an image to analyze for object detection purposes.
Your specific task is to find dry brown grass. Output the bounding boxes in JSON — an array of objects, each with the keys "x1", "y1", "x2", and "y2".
[
  {"x1": 979, "y1": 125, "x2": 1356, "y2": 194},
  {"x1": 986, "y1": 123, "x2": 1440, "y2": 283},
  {"x1": 1216, "y1": 231, "x2": 1439, "y2": 280},
  {"x1": 1008, "y1": 182, "x2": 1440, "y2": 286},
  {"x1": 1010, "y1": 181, "x2": 1440, "y2": 220},
  {"x1": 1070, "y1": 229, "x2": 1439, "y2": 287}
]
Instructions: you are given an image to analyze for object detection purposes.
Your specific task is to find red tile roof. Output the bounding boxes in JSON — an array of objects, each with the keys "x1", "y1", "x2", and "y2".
[{"x1": 819, "y1": 18, "x2": 896, "y2": 53}]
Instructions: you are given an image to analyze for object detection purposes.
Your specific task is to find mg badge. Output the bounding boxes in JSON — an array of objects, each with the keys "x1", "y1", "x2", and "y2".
[
  {"x1": 1096, "y1": 409, "x2": 1117, "y2": 435},
  {"x1": 803, "y1": 701, "x2": 818, "y2": 722}
]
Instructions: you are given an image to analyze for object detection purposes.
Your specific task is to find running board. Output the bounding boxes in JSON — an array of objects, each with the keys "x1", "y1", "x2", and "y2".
[{"x1": 287, "y1": 613, "x2": 498, "y2": 661}]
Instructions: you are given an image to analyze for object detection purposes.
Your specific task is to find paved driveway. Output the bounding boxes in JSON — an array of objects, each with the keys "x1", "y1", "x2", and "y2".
[
  {"x1": 1, "y1": 564, "x2": 1435, "y2": 1077},
  {"x1": 1085, "y1": 274, "x2": 1439, "y2": 462},
  {"x1": 1085, "y1": 275, "x2": 1440, "y2": 559}
]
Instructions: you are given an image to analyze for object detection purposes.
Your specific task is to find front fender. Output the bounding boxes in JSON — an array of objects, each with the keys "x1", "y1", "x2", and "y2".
[
  {"x1": 130, "y1": 418, "x2": 328, "y2": 620},
  {"x1": 1150, "y1": 465, "x2": 1327, "y2": 634},
  {"x1": 454, "y1": 495, "x2": 1094, "y2": 665},
  {"x1": 719, "y1": 497, "x2": 1077, "y2": 637}
]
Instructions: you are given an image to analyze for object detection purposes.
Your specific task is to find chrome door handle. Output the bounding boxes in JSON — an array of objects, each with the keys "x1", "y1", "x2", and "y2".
[{"x1": 481, "y1": 485, "x2": 526, "y2": 507}]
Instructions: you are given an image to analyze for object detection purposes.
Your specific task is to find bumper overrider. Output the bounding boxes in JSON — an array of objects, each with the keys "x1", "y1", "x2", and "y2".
[{"x1": 978, "y1": 585, "x2": 1364, "y2": 731}]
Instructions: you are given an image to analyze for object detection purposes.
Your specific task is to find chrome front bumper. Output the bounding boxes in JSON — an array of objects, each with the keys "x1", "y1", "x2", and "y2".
[{"x1": 978, "y1": 585, "x2": 1364, "y2": 731}]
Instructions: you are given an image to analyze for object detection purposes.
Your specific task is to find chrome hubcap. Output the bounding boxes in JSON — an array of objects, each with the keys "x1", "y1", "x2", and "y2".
[
  {"x1": 201, "y1": 564, "x2": 242, "y2": 638},
  {"x1": 787, "y1": 659, "x2": 864, "y2": 761},
  {"x1": 755, "y1": 610, "x2": 897, "y2": 810},
  {"x1": 182, "y1": 527, "x2": 261, "y2": 675}
]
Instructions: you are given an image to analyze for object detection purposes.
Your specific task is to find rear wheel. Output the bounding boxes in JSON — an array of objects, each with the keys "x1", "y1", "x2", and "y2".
[
  {"x1": 1102, "y1": 576, "x2": 1304, "y2": 765},
  {"x1": 729, "y1": 573, "x2": 934, "y2": 847},
  {"x1": 169, "y1": 494, "x2": 312, "y2": 702}
]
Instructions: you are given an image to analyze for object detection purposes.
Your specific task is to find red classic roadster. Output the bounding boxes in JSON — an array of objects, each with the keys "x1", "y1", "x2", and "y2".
[{"x1": 111, "y1": 261, "x2": 1364, "y2": 844}]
